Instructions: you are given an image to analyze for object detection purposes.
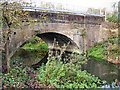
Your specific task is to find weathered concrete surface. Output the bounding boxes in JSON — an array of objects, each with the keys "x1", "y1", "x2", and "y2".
[{"x1": 2, "y1": 10, "x2": 105, "y2": 58}]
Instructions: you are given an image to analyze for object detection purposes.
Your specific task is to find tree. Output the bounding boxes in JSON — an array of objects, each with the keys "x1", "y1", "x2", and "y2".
[
  {"x1": 0, "y1": 0, "x2": 29, "y2": 72},
  {"x1": 106, "y1": 2, "x2": 118, "y2": 23}
]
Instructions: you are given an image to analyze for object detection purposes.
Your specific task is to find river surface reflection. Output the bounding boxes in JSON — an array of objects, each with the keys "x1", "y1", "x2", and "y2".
[{"x1": 81, "y1": 59, "x2": 120, "y2": 88}]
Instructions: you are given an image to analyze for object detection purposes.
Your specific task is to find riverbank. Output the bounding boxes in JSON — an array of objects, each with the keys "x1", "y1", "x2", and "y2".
[
  {"x1": 86, "y1": 34, "x2": 119, "y2": 65},
  {"x1": 0, "y1": 36, "x2": 104, "y2": 88},
  {"x1": 1, "y1": 35, "x2": 119, "y2": 88}
]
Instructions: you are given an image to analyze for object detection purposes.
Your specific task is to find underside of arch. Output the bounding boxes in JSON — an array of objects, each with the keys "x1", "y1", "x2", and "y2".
[{"x1": 36, "y1": 32, "x2": 81, "y2": 53}]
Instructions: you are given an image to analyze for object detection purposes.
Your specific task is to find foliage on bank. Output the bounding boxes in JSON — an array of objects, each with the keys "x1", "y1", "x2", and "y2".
[
  {"x1": 22, "y1": 36, "x2": 48, "y2": 52},
  {"x1": 0, "y1": 37, "x2": 103, "y2": 88},
  {"x1": 86, "y1": 34, "x2": 119, "y2": 63},
  {"x1": 36, "y1": 59, "x2": 101, "y2": 88},
  {"x1": 11, "y1": 36, "x2": 48, "y2": 66},
  {"x1": 0, "y1": 54, "x2": 102, "y2": 88}
]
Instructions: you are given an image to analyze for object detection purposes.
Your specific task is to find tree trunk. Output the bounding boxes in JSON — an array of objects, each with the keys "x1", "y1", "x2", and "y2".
[
  {"x1": 5, "y1": 28, "x2": 11, "y2": 73},
  {"x1": 6, "y1": 40, "x2": 10, "y2": 73}
]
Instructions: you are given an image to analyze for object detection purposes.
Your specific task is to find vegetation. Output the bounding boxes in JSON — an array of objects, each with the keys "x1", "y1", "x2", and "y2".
[
  {"x1": 11, "y1": 36, "x2": 48, "y2": 66},
  {"x1": 0, "y1": 43, "x2": 103, "y2": 88},
  {"x1": 0, "y1": 0, "x2": 119, "y2": 89},
  {"x1": 22, "y1": 36, "x2": 48, "y2": 52},
  {"x1": 1, "y1": 34, "x2": 119, "y2": 88},
  {"x1": 0, "y1": 59, "x2": 102, "y2": 88},
  {"x1": 0, "y1": 65, "x2": 36, "y2": 88},
  {"x1": 36, "y1": 55, "x2": 101, "y2": 88},
  {"x1": 106, "y1": 2, "x2": 118, "y2": 23},
  {"x1": 86, "y1": 34, "x2": 119, "y2": 63},
  {"x1": 86, "y1": 45, "x2": 107, "y2": 60},
  {"x1": 1, "y1": 0, "x2": 30, "y2": 72}
]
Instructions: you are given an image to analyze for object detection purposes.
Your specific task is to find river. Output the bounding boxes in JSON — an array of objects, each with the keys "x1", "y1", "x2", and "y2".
[{"x1": 82, "y1": 59, "x2": 120, "y2": 88}]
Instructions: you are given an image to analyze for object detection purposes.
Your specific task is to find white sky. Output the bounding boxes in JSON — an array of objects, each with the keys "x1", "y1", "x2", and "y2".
[{"x1": 26, "y1": 0, "x2": 119, "y2": 12}]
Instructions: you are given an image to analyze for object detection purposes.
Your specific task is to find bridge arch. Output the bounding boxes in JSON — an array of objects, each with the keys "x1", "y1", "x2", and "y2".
[
  {"x1": 32, "y1": 32, "x2": 81, "y2": 68},
  {"x1": 35, "y1": 32, "x2": 80, "y2": 52},
  {"x1": 10, "y1": 32, "x2": 81, "y2": 66}
]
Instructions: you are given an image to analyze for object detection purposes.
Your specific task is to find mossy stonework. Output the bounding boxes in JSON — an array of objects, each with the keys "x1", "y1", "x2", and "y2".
[{"x1": 1, "y1": 8, "x2": 107, "y2": 59}]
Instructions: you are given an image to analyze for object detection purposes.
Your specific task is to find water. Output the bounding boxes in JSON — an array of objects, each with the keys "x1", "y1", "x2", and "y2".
[
  {"x1": 81, "y1": 59, "x2": 120, "y2": 88},
  {"x1": 12, "y1": 48, "x2": 48, "y2": 66}
]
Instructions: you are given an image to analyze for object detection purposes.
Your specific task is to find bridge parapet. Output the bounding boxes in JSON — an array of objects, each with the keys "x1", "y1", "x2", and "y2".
[{"x1": 28, "y1": 11, "x2": 104, "y2": 25}]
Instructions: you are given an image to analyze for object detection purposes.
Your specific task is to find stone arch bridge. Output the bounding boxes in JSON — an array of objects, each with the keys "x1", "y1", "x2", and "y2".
[{"x1": 1, "y1": 7, "x2": 105, "y2": 58}]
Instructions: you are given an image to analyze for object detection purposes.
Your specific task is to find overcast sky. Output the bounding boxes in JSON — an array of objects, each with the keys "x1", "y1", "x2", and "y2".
[{"x1": 26, "y1": 0, "x2": 119, "y2": 12}]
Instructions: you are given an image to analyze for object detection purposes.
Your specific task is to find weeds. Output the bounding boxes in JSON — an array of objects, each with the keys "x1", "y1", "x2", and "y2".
[
  {"x1": 0, "y1": 39, "x2": 102, "y2": 88},
  {"x1": 36, "y1": 42, "x2": 101, "y2": 88},
  {"x1": 86, "y1": 34, "x2": 119, "y2": 62}
]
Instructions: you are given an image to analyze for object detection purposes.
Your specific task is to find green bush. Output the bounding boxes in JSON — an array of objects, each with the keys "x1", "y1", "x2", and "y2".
[
  {"x1": 86, "y1": 35, "x2": 119, "y2": 61},
  {"x1": 0, "y1": 65, "x2": 35, "y2": 88},
  {"x1": 37, "y1": 42, "x2": 48, "y2": 52},
  {"x1": 36, "y1": 48, "x2": 101, "y2": 88},
  {"x1": 36, "y1": 60, "x2": 101, "y2": 88},
  {"x1": 86, "y1": 46, "x2": 106, "y2": 60}
]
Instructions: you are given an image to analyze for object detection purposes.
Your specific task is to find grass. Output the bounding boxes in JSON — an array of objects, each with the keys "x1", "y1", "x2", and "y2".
[{"x1": 86, "y1": 34, "x2": 119, "y2": 62}]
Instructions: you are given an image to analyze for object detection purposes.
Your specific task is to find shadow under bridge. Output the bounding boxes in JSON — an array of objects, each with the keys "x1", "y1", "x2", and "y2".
[
  {"x1": 36, "y1": 32, "x2": 81, "y2": 53},
  {"x1": 32, "y1": 32, "x2": 82, "y2": 68}
]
